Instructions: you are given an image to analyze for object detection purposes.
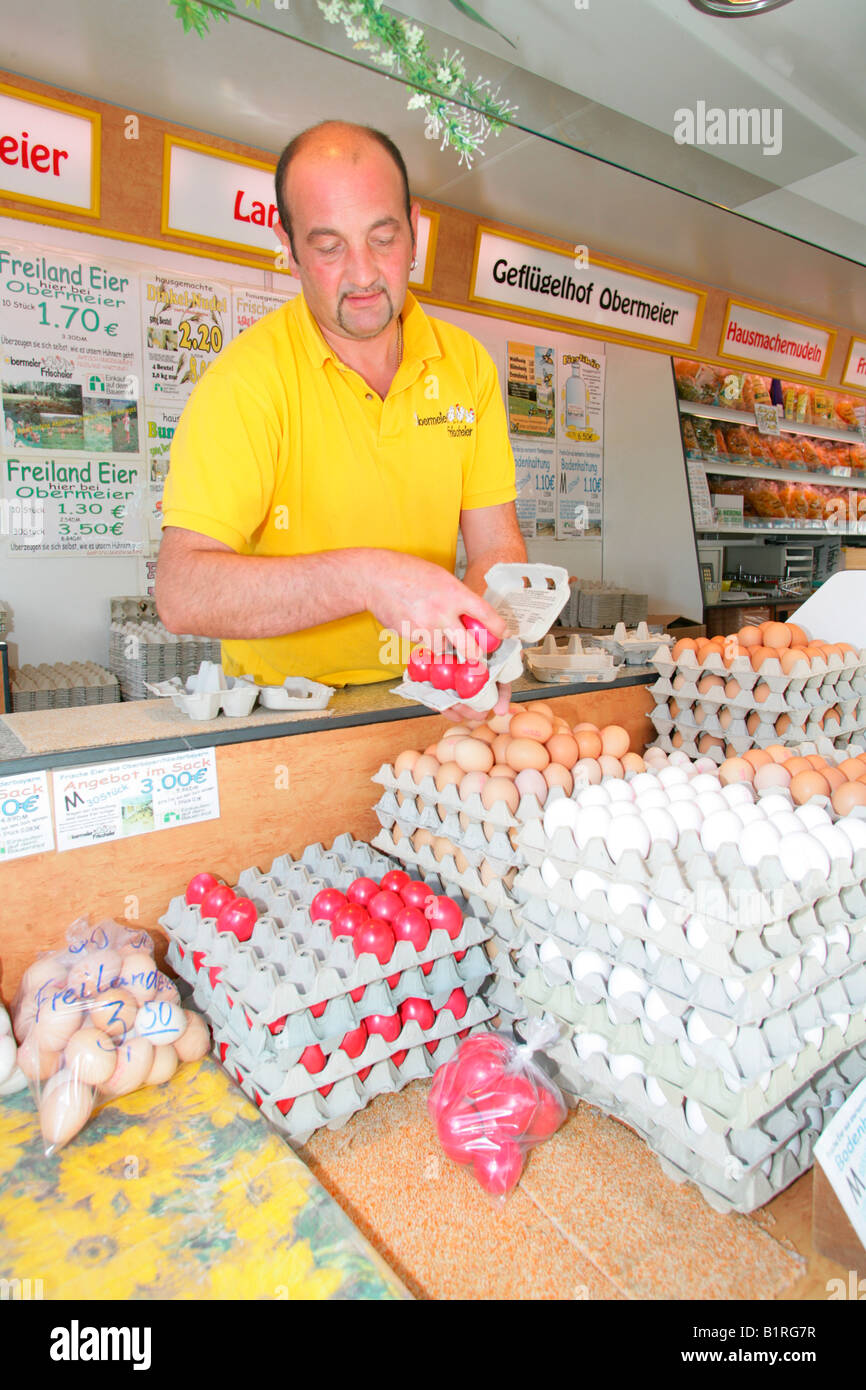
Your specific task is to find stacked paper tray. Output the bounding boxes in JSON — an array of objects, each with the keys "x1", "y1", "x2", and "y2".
[
  {"x1": 160, "y1": 833, "x2": 496, "y2": 1144},
  {"x1": 649, "y1": 642, "x2": 866, "y2": 759},
  {"x1": 510, "y1": 789, "x2": 866, "y2": 1213}
]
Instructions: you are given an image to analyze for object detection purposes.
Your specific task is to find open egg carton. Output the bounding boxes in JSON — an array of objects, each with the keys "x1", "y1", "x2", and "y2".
[
  {"x1": 523, "y1": 635, "x2": 620, "y2": 684},
  {"x1": 595, "y1": 622, "x2": 674, "y2": 666},
  {"x1": 161, "y1": 834, "x2": 496, "y2": 1142},
  {"x1": 507, "y1": 785, "x2": 866, "y2": 1211}
]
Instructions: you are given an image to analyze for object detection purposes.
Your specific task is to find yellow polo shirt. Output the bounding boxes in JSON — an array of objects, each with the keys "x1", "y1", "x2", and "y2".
[{"x1": 162, "y1": 291, "x2": 516, "y2": 686}]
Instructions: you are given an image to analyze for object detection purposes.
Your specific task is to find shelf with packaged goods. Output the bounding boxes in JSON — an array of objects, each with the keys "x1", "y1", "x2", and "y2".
[
  {"x1": 678, "y1": 398, "x2": 863, "y2": 445},
  {"x1": 694, "y1": 459, "x2": 866, "y2": 489},
  {"x1": 696, "y1": 522, "x2": 865, "y2": 537}
]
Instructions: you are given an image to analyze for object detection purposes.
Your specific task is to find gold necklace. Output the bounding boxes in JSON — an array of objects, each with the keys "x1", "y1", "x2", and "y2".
[{"x1": 396, "y1": 314, "x2": 403, "y2": 369}]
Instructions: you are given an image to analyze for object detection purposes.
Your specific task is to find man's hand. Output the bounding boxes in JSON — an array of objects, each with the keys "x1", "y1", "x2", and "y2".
[
  {"x1": 361, "y1": 549, "x2": 507, "y2": 661},
  {"x1": 441, "y1": 682, "x2": 511, "y2": 725}
]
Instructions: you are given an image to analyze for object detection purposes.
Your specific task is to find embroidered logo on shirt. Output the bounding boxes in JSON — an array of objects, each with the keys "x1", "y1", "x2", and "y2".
[{"x1": 413, "y1": 403, "x2": 476, "y2": 437}]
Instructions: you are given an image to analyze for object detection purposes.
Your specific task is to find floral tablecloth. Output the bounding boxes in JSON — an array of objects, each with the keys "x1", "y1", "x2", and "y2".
[{"x1": 0, "y1": 1057, "x2": 409, "y2": 1300}]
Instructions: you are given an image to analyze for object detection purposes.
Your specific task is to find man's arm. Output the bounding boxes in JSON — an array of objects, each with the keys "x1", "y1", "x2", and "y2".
[{"x1": 460, "y1": 500, "x2": 528, "y2": 596}]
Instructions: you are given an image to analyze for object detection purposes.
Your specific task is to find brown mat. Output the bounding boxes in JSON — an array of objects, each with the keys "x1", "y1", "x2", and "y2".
[{"x1": 301, "y1": 1082, "x2": 805, "y2": 1301}]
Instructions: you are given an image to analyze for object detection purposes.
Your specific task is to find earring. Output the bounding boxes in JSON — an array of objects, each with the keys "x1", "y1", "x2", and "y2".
[{"x1": 411, "y1": 258, "x2": 417, "y2": 269}]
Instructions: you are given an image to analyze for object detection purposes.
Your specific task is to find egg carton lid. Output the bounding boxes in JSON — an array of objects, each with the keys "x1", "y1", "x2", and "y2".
[
  {"x1": 256, "y1": 676, "x2": 335, "y2": 710},
  {"x1": 483, "y1": 560, "x2": 571, "y2": 643},
  {"x1": 392, "y1": 635, "x2": 524, "y2": 714}
]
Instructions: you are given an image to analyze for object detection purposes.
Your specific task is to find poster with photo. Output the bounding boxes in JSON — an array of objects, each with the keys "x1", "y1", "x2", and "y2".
[
  {"x1": 231, "y1": 284, "x2": 295, "y2": 337},
  {"x1": 556, "y1": 347, "x2": 605, "y2": 538},
  {"x1": 506, "y1": 340, "x2": 556, "y2": 440},
  {"x1": 140, "y1": 270, "x2": 231, "y2": 401},
  {"x1": 513, "y1": 440, "x2": 557, "y2": 539},
  {"x1": 0, "y1": 241, "x2": 142, "y2": 456}
]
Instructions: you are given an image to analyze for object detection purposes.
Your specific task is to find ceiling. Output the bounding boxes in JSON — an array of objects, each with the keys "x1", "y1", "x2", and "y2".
[{"x1": 3, "y1": 0, "x2": 866, "y2": 326}]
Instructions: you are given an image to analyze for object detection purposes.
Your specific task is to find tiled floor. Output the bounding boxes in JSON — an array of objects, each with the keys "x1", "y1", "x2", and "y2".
[{"x1": 301, "y1": 1082, "x2": 805, "y2": 1300}]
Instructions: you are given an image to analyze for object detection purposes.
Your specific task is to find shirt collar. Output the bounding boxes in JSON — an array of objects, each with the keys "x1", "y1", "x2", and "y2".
[{"x1": 294, "y1": 289, "x2": 442, "y2": 371}]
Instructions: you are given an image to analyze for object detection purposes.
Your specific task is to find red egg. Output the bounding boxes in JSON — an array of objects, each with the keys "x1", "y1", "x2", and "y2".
[
  {"x1": 346, "y1": 877, "x2": 379, "y2": 906},
  {"x1": 454, "y1": 661, "x2": 489, "y2": 700},
  {"x1": 425, "y1": 896, "x2": 463, "y2": 940},
  {"x1": 276, "y1": 1097, "x2": 294, "y2": 1115},
  {"x1": 365, "y1": 1012, "x2": 401, "y2": 1043},
  {"x1": 199, "y1": 884, "x2": 235, "y2": 919},
  {"x1": 368, "y1": 890, "x2": 405, "y2": 923},
  {"x1": 481, "y1": 1073, "x2": 539, "y2": 1138},
  {"x1": 391, "y1": 1049, "x2": 408, "y2": 1068},
  {"x1": 473, "y1": 1141, "x2": 524, "y2": 1196},
  {"x1": 300, "y1": 1043, "x2": 326, "y2": 1074},
  {"x1": 310, "y1": 888, "x2": 348, "y2": 922},
  {"x1": 352, "y1": 919, "x2": 396, "y2": 965},
  {"x1": 400, "y1": 880, "x2": 434, "y2": 911},
  {"x1": 437, "y1": 1105, "x2": 488, "y2": 1162},
  {"x1": 332, "y1": 904, "x2": 370, "y2": 939},
  {"x1": 454, "y1": 1036, "x2": 508, "y2": 1094},
  {"x1": 525, "y1": 1086, "x2": 567, "y2": 1142},
  {"x1": 460, "y1": 613, "x2": 501, "y2": 655},
  {"x1": 393, "y1": 907, "x2": 431, "y2": 951},
  {"x1": 185, "y1": 872, "x2": 218, "y2": 906},
  {"x1": 309, "y1": 1000, "x2": 327, "y2": 1019},
  {"x1": 216, "y1": 897, "x2": 257, "y2": 942},
  {"x1": 386, "y1": 972, "x2": 401, "y2": 988},
  {"x1": 399, "y1": 997, "x2": 436, "y2": 1030},
  {"x1": 444, "y1": 987, "x2": 469, "y2": 1020},
  {"x1": 380, "y1": 870, "x2": 410, "y2": 894},
  {"x1": 340, "y1": 1023, "x2": 368, "y2": 1059}
]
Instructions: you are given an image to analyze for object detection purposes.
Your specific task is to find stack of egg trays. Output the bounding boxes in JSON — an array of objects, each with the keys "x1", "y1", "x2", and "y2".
[
  {"x1": 510, "y1": 802, "x2": 866, "y2": 1211},
  {"x1": 371, "y1": 762, "x2": 552, "y2": 1028},
  {"x1": 160, "y1": 834, "x2": 496, "y2": 1144},
  {"x1": 649, "y1": 643, "x2": 866, "y2": 761}
]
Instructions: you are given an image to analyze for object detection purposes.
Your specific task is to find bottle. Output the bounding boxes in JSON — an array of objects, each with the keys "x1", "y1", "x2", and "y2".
[{"x1": 565, "y1": 364, "x2": 586, "y2": 430}]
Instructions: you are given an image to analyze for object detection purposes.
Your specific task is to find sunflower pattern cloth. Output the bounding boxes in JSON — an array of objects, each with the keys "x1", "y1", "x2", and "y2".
[{"x1": 0, "y1": 1057, "x2": 409, "y2": 1300}]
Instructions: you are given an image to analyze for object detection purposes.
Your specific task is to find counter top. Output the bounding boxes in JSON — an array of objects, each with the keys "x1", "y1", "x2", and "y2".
[{"x1": 0, "y1": 665, "x2": 655, "y2": 775}]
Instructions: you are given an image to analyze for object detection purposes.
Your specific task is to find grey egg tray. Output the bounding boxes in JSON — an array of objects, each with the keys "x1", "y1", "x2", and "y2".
[
  {"x1": 650, "y1": 671, "x2": 862, "y2": 711},
  {"x1": 517, "y1": 895, "x2": 866, "y2": 1025},
  {"x1": 219, "y1": 1025, "x2": 484, "y2": 1147},
  {"x1": 518, "y1": 964, "x2": 866, "y2": 1126},
  {"x1": 372, "y1": 764, "x2": 548, "y2": 829},
  {"x1": 649, "y1": 701, "x2": 865, "y2": 747},
  {"x1": 371, "y1": 826, "x2": 519, "y2": 913},
  {"x1": 374, "y1": 803, "x2": 522, "y2": 878},
  {"x1": 652, "y1": 647, "x2": 866, "y2": 690},
  {"x1": 535, "y1": 1017, "x2": 866, "y2": 1213},
  {"x1": 167, "y1": 933, "x2": 492, "y2": 1059}
]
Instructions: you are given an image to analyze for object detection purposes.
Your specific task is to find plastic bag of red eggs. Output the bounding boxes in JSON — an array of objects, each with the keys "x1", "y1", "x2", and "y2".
[
  {"x1": 427, "y1": 1019, "x2": 568, "y2": 1203},
  {"x1": 12, "y1": 917, "x2": 210, "y2": 1155}
]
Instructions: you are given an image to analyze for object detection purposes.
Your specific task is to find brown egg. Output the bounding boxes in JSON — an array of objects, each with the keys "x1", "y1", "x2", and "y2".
[
  {"x1": 598, "y1": 754, "x2": 624, "y2": 778},
  {"x1": 491, "y1": 733, "x2": 512, "y2": 764},
  {"x1": 672, "y1": 674, "x2": 687, "y2": 691},
  {"x1": 488, "y1": 763, "x2": 517, "y2": 780},
  {"x1": 573, "y1": 721, "x2": 601, "y2": 735},
  {"x1": 775, "y1": 714, "x2": 792, "y2": 735},
  {"x1": 434, "y1": 736, "x2": 460, "y2": 762},
  {"x1": 669, "y1": 699, "x2": 681, "y2": 719},
  {"x1": 724, "y1": 679, "x2": 741, "y2": 700},
  {"x1": 790, "y1": 770, "x2": 830, "y2": 804},
  {"x1": 435, "y1": 760, "x2": 465, "y2": 792},
  {"x1": 39, "y1": 1071, "x2": 94, "y2": 1149},
  {"x1": 722, "y1": 644, "x2": 742, "y2": 668},
  {"x1": 469, "y1": 725, "x2": 497, "y2": 746},
  {"x1": 32, "y1": 1001, "x2": 83, "y2": 1054},
  {"x1": 824, "y1": 707, "x2": 841, "y2": 728},
  {"x1": 431, "y1": 836, "x2": 454, "y2": 863},
  {"x1": 146, "y1": 1045, "x2": 180, "y2": 1085},
  {"x1": 170, "y1": 1012, "x2": 209, "y2": 1065},
  {"x1": 750, "y1": 646, "x2": 773, "y2": 671},
  {"x1": 698, "y1": 734, "x2": 725, "y2": 752},
  {"x1": 100, "y1": 1037, "x2": 155, "y2": 1099},
  {"x1": 508, "y1": 827, "x2": 520, "y2": 851},
  {"x1": 743, "y1": 748, "x2": 772, "y2": 770},
  {"x1": 784, "y1": 756, "x2": 813, "y2": 778},
  {"x1": 552, "y1": 717, "x2": 572, "y2": 733},
  {"x1": 737, "y1": 626, "x2": 762, "y2": 649},
  {"x1": 423, "y1": 743, "x2": 440, "y2": 757},
  {"x1": 754, "y1": 762, "x2": 791, "y2": 791},
  {"x1": 763, "y1": 622, "x2": 793, "y2": 650},
  {"x1": 806, "y1": 754, "x2": 828, "y2": 771},
  {"x1": 746, "y1": 712, "x2": 761, "y2": 734},
  {"x1": 412, "y1": 828, "x2": 433, "y2": 850},
  {"x1": 412, "y1": 754, "x2": 440, "y2": 785},
  {"x1": 621, "y1": 752, "x2": 646, "y2": 774},
  {"x1": 824, "y1": 767, "x2": 847, "y2": 793},
  {"x1": 693, "y1": 705, "x2": 708, "y2": 725},
  {"x1": 481, "y1": 778, "x2": 520, "y2": 814},
  {"x1": 765, "y1": 744, "x2": 791, "y2": 764},
  {"x1": 120, "y1": 951, "x2": 160, "y2": 1005},
  {"x1": 719, "y1": 757, "x2": 754, "y2": 785},
  {"x1": 832, "y1": 781, "x2": 866, "y2": 816},
  {"x1": 785, "y1": 623, "x2": 809, "y2": 646},
  {"x1": 486, "y1": 713, "x2": 512, "y2": 735},
  {"x1": 459, "y1": 771, "x2": 488, "y2": 800},
  {"x1": 780, "y1": 648, "x2": 809, "y2": 675},
  {"x1": 528, "y1": 701, "x2": 555, "y2": 720},
  {"x1": 753, "y1": 682, "x2": 772, "y2": 704},
  {"x1": 12, "y1": 994, "x2": 40, "y2": 1041},
  {"x1": 696, "y1": 675, "x2": 723, "y2": 695},
  {"x1": 16, "y1": 1032, "x2": 61, "y2": 1081},
  {"x1": 837, "y1": 758, "x2": 865, "y2": 781},
  {"x1": 544, "y1": 764, "x2": 574, "y2": 795},
  {"x1": 64, "y1": 1028, "x2": 117, "y2": 1086},
  {"x1": 574, "y1": 730, "x2": 603, "y2": 761},
  {"x1": 394, "y1": 749, "x2": 421, "y2": 777},
  {"x1": 671, "y1": 731, "x2": 684, "y2": 748},
  {"x1": 22, "y1": 956, "x2": 67, "y2": 994},
  {"x1": 545, "y1": 732, "x2": 579, "y2": 767},
  {"x1": 89, "y1": 987, "x2": 139, "y2": 1041},
  {"x1": 573, "y1": 757, "x2": 602, "y2": 784},
  {"x1": 506, "y1": 738, "x2": 550, "y2": 773},
  {"x1": 601, "y1": 725, "x2": 630, "y2": 759},
  {"x1": 453, "y1": 739, "x2": 494, "y2": 774},
  {"x1": 672, "y1": 638, "x2": 697, "y2": 660},
  {"x1": 510, "y1": 710, "x2": 554, "y2": 743}
]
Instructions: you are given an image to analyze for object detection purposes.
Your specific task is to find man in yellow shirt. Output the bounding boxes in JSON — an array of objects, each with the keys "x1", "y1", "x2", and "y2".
[{"x1": 156, "y1": 120, "x2": 525, "y2": 713}]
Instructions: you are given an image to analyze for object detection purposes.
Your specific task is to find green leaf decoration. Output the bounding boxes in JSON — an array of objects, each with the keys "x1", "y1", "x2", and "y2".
[{"x1": 443, "y1": 0, "x2": 516, "y2": 49}]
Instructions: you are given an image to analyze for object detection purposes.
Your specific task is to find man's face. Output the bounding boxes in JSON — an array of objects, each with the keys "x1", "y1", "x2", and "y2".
[{"x1": 279, "y1": 139, "x2": 418, "y2": 342}]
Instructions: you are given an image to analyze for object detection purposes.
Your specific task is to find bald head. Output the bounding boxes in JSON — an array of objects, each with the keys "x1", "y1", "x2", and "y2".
[{"x1": 275, "y1": 121, "x2": 412, "y2": 256}]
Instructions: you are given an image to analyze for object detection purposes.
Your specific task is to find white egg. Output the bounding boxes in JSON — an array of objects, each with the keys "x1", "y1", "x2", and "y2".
[
  {"x1": 540, "y1": 857, "x2": 560, "y2": 887},
  {"x1": 758, "y1": 793, "x2": 794, "y2": 819},
  {"x1": 773, "y1": 813, "x2": 806, "y2": 839},
  {"x1": 668, "y1": 802, "x2": 704, "y2": 835},
  {"x1": 643, "y1": 748, "x2": 668, "y2": 769},
  {"x1": 811, "y1": 824, "x2": 853, "y2": 865},
  {"x1": 608, "y1": 801, "x2": 641, "y2": 819},
  {"x1": 606, "y1": 779, "x2": 636, "y2": 803},
  {"x1": 630, "y1": 773, "x2": 662, "y2": 797},
  {"x1": 571, "y1": 950, "x2": 609, "y2": 981},
  {"x1": 684, "y1": 1099, "x2": 708, "y2": 1134},
  {"x1": 646, "y1": 900, "x2": 667, "y2": 933},
  {"x1": 678, "y1": 1037, "x2": 697, "y2": 1065},
  {"x1": 576, "y1": 785, "x2": 611, "y2": 809},
  {"x1": 543, "y1": 799, "x2": 579, "y2": 839},
  {"x1": 691, "y1": 758, "x2": 721, "y2": 776},
  {"x1": 606, "y1": 882, "x2": 649, "y2": 915},
  {"x1": 657, "y1": 765, "x2": 689, "y2": 789},
  {"x1": 635, "y1": 789, "x2": 670, "y2": 813},
  {"x1": 645, "y1": 1075, "x2": 667, "y2": 1106},
  {"x1": 571, "y1": 868, "x2": 607, "y2": 900},
  {"x1": 538, "y1": 937, "x2": 564, "y2": 963},
  {"x1": 720, "y1": 783, "x2": 755, "y2": 809},
  {"x1": 685, "y1": 916, "x2": 710, "y2": 950},
  {"x1": 778, "y1": 832, "x2": 831, "y2": 884},
  {"x1": 573, "y1": 806, "x2": 611, "y2": 850},
  {"x1": 609, "y1": 1053, "x2": 645, "y2": 1080},
  {"x1": 604, "y1": 816, "x2": 651, "y2": 863},
  {"x1": 700, "y1": 810, "x2": 744, "y2": 855},
  {"x1": 723, "y1": 977, "x2": 745, "y2": 1003},
  {"x1": 739, "y1": 821, "x2": 782, "y2": 867},
  {"x1": 609, "y1": 965, "x2": 647, "y2": 999},
  {"x1": 575, "y1": 1032, "x2": 608, "y2": 1059},
  {"x1": 691, "y1": 774, "x2": 722, "y2": 795},
  {"x1": 837, "y1": 817, "x2": 866, "y2": 854},
  {"x1": 667, "y1": 782, "x2": 698, "y2": 803},
  {"x1": 644, "y1": 989, "x2": 668, "y2": 1023},
  {"x1": 695, "y1": 791, "x2": 728, "y2": 817},
  {"x1": 802, "y1": 1026, "x2": 824, "y2": 1049},
  {"x1": 685, "y1": 1011, "x2": 714, "y2": 1046},
  {"x1": 643, "y1": 808, "x2": 679, "y2": 848},
  {"x1": 668, "y1": 751, "x2": 692, "y2": 769},
  {"x1": 794, "y1": 804, "x2": 831, "y2": 830}
]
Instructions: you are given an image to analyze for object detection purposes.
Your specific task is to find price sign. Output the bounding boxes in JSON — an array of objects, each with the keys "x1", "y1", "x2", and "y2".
[
  {"x1": 754, "y1": 402, "x2": 781, "y2": 436},
  {"x1": 2, "y1": 453, "x2": 142, "y2": 553}
]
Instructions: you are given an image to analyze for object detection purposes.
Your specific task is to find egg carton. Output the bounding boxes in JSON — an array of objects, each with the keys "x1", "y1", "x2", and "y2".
[
  {"x1": 372, "y1": 764, "x2": 547, "y2": 828},
  {"x1": 523, "y1": 634, "x2": 619, "y2": 683},
  {"x1": 594, "y1": 622, "x2": 674, "y2": 665},
  {"x1": 541, "y1": 1022, "x2": 866, "y2": 1213},
  {"x1": 146, "y1": 672, "x2": 260, "y2": 719},
  {"x1": 220, "y1": 1024, "x2": 482, "y2": 1146},
  {"x1": 394, "y1": 635, "x2": 524, "y2": 714},
  {"x1": 518, "y1": 958, "x2": 866, "y2": 1097},
  {"x1": 170, "y1": 935, "x2": 493, "y2": 1059},
  {"x1": 371, "y1": 825, "x2": 520, "y2": 914}
]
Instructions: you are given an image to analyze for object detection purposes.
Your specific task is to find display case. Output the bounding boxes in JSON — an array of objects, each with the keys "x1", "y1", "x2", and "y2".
[{"x1": 673, "y1": 358, "x2": 866, "y2": 633}]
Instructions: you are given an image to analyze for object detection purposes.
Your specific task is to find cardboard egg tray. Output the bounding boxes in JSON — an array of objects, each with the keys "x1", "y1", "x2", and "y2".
[
  {"x1": 372, "y1": 764, "x2": 547, "y2": 829},
  {"x1": 652, "y1": 644, "x2": 866, "y2": 689},
  {"x1": 372, "y1": 796, "x2": 521, "y2": 877},
  {"x1": 371, "y1": 825, "x2": 520, "y2": 914},
  {"x1": 649, "y1": 699, "x2": 864, "y2": 752}
]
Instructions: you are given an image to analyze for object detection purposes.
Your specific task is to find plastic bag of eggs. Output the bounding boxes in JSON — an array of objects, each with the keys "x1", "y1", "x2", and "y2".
[{"x1": 12, "y1": 917, "x2": 211, "y2": 1154}]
